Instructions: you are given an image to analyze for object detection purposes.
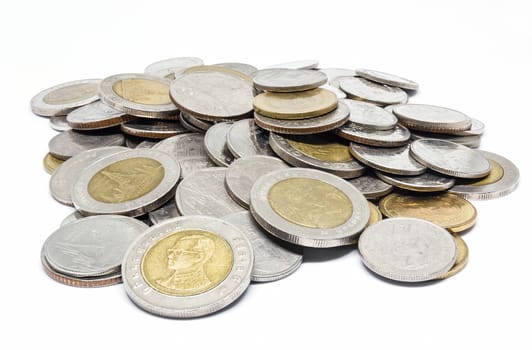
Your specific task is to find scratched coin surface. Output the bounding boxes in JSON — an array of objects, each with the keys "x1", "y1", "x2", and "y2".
[
  {"x1": 226, "y1": 119, "x2": 275, "y2": 158},
  {"x1": 253, "y1": 68, "x2": 327, "y2": 92},
  {"x1": 204, "y1": 122, "x2": 235, "y2": 166},
  {"x1": 48, "y1": 129, "x2": 125, "y2": 160},
  {"x1": 337, "y1": 122, "x2": 410, "y2": 147},
  {"x1": 341, "y1": 99, "x2": 398, "y2": 130},
  {"x1": 347, "y1": 173, "x2": 394, "y2": 200},
  {"x1": 349, "y1": 143, "x2": 426, "y2": 175},
  {"x1": 355, "y1": 68, "x2": 419, "y2": 90},
  {"x1": 43, "y1": 153, "x2": 64, "y2": 174},
  {"x1": 66, "y1": 101, "x2": 133, "y2": 130},
  {"x1": 376, "y1": 171, "x2": 456, "y2": 192},
  {"x1": 148, "y1": 198, "x2": 180, "y2": 225},
  {"x1": 392, "y1": 104, "x2": 472, "y2": 133},
  {"x1": 339, "y1": 77, "x2": 408, "y2": 106},
  {"x1": 120, "y1": 119, "x2": 188, "y2": 139}
]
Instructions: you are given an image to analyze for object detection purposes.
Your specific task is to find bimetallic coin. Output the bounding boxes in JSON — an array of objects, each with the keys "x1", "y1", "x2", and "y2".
[
  {"x1": 122, "y1": 215, "x2": 253, "y2": 318},
  {"x1": 48, "y1": 129, "x2": 125, "y2": 160},
  {"x1": 267, "y1": 60, "x2": 319, "y2": 69},
  {"x1": 355, "y1": 68, "x2": 419, "y2": 90},
  {"x1": 392, "y1": 104, "x2": 472, "y2": 133},
  {"x1": 358, "y1": 218, "x2": 457, "y2": 282},
  {"x1": 250, "y1": 168, "x2": 370, "y2": 248},
  {"x1": 376, "y1": 171, "x2": 456, "y2": 192},
  {"x1": 43, "y1": 153, "x2": 64, "y2": 174},
  {"x1": 213, "y1": 62, "x2": 258, "y2": 77},
  {"x1": 60, "y1": 211, "x2": 86, "y2": 226},
  {"x1": 339, "y1": 77, "x2": 408, "y2": 106},
  {"x1": 367, "y1": 202, "x2": 382, "y2": 227},
  {"x1": 180, "y1": 111, "x2": 213, "y2": 131},
  {"x1": 253, "y1": 68, "x2": 327, "y2": 92},
  {"x1": 204, "y1": 122, "x2": 234, "y2": 166},
  {"x1": 439, "y1": 234, "x2": 469, "y2": 279},
  {"x1": 410, "y1": 131, "x2": 482, "y2": 148},
  {"x1": 49, "y1": 116, "x2": 71, "y2": 132},
  {"x1": 341, "y1": 99, "x2": 397, "y2": 130},
  {"x1": 337, "y1": 122, "x2": 411, "y2": 147},
  {"x1": 349, "y1": 143, "x2": 426, "y2": 175},
  {"x1": 66, "y1": 101, "x2": 132, "y2": 130},
  {"x1": 148, "y1": 198, "x2": 179, "y2": 225},
  {"x1": 347, "y1": 173, "x2": 394, "y2": 200},
  {"x1": 226, "y1": 119, "x2": 275, "y2": 158},
  {"x1": 120, "y1": 119, "x2": 188, "y2": 139}
]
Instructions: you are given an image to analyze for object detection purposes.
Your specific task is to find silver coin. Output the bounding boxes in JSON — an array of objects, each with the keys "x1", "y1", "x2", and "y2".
[
  {"x1": 319, "y1": 68, "x2": 356, "y2": 82},
  {"x1": 321, "y1": 84, "x2": 347, "y2": 99},
  {"x1": 341, "y1": 99, "x2": 398, "y2": 130},
  {"x1": 410, "y1": 139, "x2": 491, "y2": 178},
  {"x1": 60, "y1": 211, "x2": 86, "y2": 226},
  {"x1": 136, "y1": 140, "x2": 158, "y2": 149},
  {"x1": 120, "y1": 119, "x2": 189, "y2": 139},
  {"x1": 337, "y1": 122, "x2": 411, "y2": 147},
  {"x1": 270, "y1": 133, "x2": 365, "y2": 178},
  {"x1": 43, "y1": 215, "x2": 148, "y2": 278},
  {"x1": 267, "y1": 60, "x2": 319, "y2": 70},
  {"x1": 49, "y1": 115, "x2": 71, "y2": 132},
  {"x1": 180, "y1": 111, "x2": 213, "y2": 131},
  {"x1": 347, "y1": 173, "x2": 394, "y2": 200},
  {"x1": 213, "y1": 62, "x2": 258, "y2": 77},
  {"x1": 349, "y1": 143, "x2": 426, "y2": 175},
  {"x1": 253, "y1": 68, "x2": 327, "y2": 92},
  {"x1": 250, "y1": 168, "x2": 370, "y2": 247},
  {"x1": 339, "y1": 77, "x2": 408, "y2": 106},
  {"x1": 148, "y1": 198, "x2": 180, "y2": 225},
  {"x1": 144, "y1": 57, "x2": 204, "y2": 74},
  {"x1": 72, "y1": 149, "x2": 181, "y2": 217},
  {"x1": 355, "y1": 68, "x2": 419, "y2": 90},
  {"x1": 225, "y1": 156, "x2": 290, "y2": 208},
  {"x1": 48, "y1": 129, "x2": 125, "y2": 160},
  {"x1": 358, "y1": 218, "x2": 457, "y2": 282},
  {"x1": 175, "y1": 167, "x2": 244, "y2": 217},
  {"x1": 226, "y1": 119, "x2": 275, "y2": 158},
  {"x1": 410, "y1": 131, "x2": 482, "y2": 148},
  {"x1": 66, "y1": 101, "x2": 131, "y2": 130},
  {"x1": 204, "y1": 122, "x2": 235, "y2": 166},
  {"x1": 392, "y1": 104, "x2": 472, "y2": 133},
  {"x1": 31, "y1": 79, "x2": 101, "y2": 117},
  {"x1": 449, "y1": 151, "x2": 519, "y2": 200},
  {"x1": 223, "y1": 211, "x2": 302, "y2": 282},
  {"x1": 178, "y1": 111, "x2": 206, "y2": 133},
  {"x1": 50, "y1": 146, "x2": 129, "y2": 206},
  {"x1": 376, "y1": 171, "x2": 456, "y2": 192},
  {"x1": 448, "y1": 118, "x2": 485, "y2": 136},
  {"x1": 122, "y1": 215, "x2": 253, "y2": 318}
]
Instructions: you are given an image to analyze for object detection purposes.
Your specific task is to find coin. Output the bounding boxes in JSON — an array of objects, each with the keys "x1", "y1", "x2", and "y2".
[
  {"x1": 48, "y1": 129, "x2": 125, "y2": 160},
  {"x1": 71, "y1": 149, "x2": 180, "y2": 217},
  {"x1": 410, "y1": 131, "x2": 482, "y2": 148},
  {"x1": 267, "y1": 60, "x2": 319, "y2": 69},
  {"x1": 225, "y1": 155, "x2": 290, "y2": 208},
  {"x1": 204, "y1": 122, "x2": 235, "y2": 166},
  {"x1": 183, "y1": 65, "x2": 253, "y2": 84},
  {"x1": 213, "y1": 62, "x2": 258, "y2": 77},
  {"x1": 49, "y1": 116, "x2": 71, "y2": 131},
  {"x1": 349, "y1": 143, "x2": 426, "y2": 175},
  {"x1": 355, "y1": 68, "x2": 419, "y2": 90},
  {"x1": 43, "y1": 153, "x2": 64, "y2": 174},
  {"x1": 250, "y1": 168, "x2": 370, "y2": 247},
  {"x1": 31, "y1": 79, "x2": 101, "y2": 117},
  {"x1": 148, "y1": 198, "x2": 180, "y2": 225},
  {"x1": 178, "y1": 111, "x2": 206, "y2": 133},
  {"x1": 180, "y1": 111, "x2": 213, "y2": 131},
  {"x1": 321, "y1": 84, "x2": 347, "y2": 99},
  {"x1": 448, "y1": 118, "x2": 485, "y2": 136},
  {"x1": 66, "y1": 101, "x2": 133, "y2": 130},
  {"x1": 392, "y1": 104, "x2": 472, "y2": 133},
  {"x1": 341, "y1": 99, "x2": 398, "y2": 130},
  {"x1": 375, "y1": 171, "x2": 456, "y2": 192},
  {"x1": 410, "y1": 139, "x2": 491, "y2": 178},
  {"x1": 358, "y1": 218, "x2": 457, "y2": 282},
  {"x1": 120, "y1": 119, "x2": 188, "y2": 139},
  {"x1": 347, "y1": 173, "x2": 394, "y2": 200},
  {"x1": 270, "y1": 133, "x2": 365, "y2": 178},
  {"x1": 144, "y1": 56, "x2": 204, "y2": 76},
  {"x1": 439, "y1": 234, "x2": 468, "y2": 279},
  {"x1": 226, "y1": 119, "x2": 275, "y2": 158},
  {"x1": 319, "y1": 68, "x2": 356, "y2": 82},
  {"x1": 339, "y1": 77, "x2": 408, "y2": 106},
  {"x1": 367, "y1": 201, "x2": 382, "y2": 227},
  {"x1": 337, "y1": 122, "x2": 411, "y2": 147},
  {"x1": 253, "y1": 68, "x2": 327, "y2": 92},
  {"x1": 60, "y1": 211, "x2": 86, "y2": 226}
]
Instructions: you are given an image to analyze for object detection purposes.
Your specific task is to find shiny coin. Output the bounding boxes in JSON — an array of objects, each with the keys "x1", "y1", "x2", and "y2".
[
  {"x1": 319, "y1": 68, "x2": 356, "y2": 82},
  {"x1": 60, "y1": 211, "x2": 85, "y2": 226},
  {"x1": 321, "y1": 84, "x2": 347, "y2": 99},
  {"x1": 66, "y1": 101, "x2": 132, "y2": 130},
  {"x1": 367, "y1": 201, "x2": 382, "y2": 227},
  {"x1": 358, "y1": 218, "x2": 457, "y2": 282},
  {"x1": 337, "y1": 122, "x2": 410, "y2": 147},
  {"x1": 268, "y1": 60, "x2": 319, "y2": 69},
  {"x1": 31, "y1": 79, "x2": 101, "y2": 117},
  {"x1": 253, "y1": 68, "x2": 327, "y2": 92},
  {"x1": 355, "y1": 68, "x2": 419, "y2": 90},
  {"x1": 448, "y1": 118, "x2": 485, "y2": 136},
  {"x1": 410, "y1": 139, "x2": 491, "y2": 178},
  {"x1": 148, "y1": 198, "x2": 179, "y2": 225},
  {"x1": 49, "y1": 116, "x2": 71, "y2": 132},
  {"x1": 183, "y1": 65, "x2": 253, "y2": 84},
  {"x1": 347, "y1": 173, "x2": 394, "y2": 200},
  {"x1": 376, "y1": 171, "x2": 456, "y2": 192},
  {"x1": 43, "y1": 153, "x2": 64, "y2": 174},
  {"x1": 48, "y1": 129, "x2": 125, "y2": 160},
  {"x1": 410, "y1": 131, "x2": 482, "y2": 148},
  {"x1": 226, "y1": 119, "x2": 275, "y2": 158},
  {"x1": 439, "y1": 234, "x2": 468, "y2": 279},
  {"x1": 204, "y1": 122, "x2": 235, "y2": 166},
  {"x1": 72, "y1": 149, "x2": 180, "y2": 217},
  {"x1": 250, "y1": 168, "x2": 370, "y2": 247},
  {"x1": 178, "y1": 111, "x2": 206, "y2": 133},
  {"x1": 120, "y1": 119, "x2": 188, "y2": 139},
  {"x1": 180, "y1": 111, "x2": 213, "y2": 131},
  {"x1": 392, "y1": 104, "x2": 472, "y2": 133},
  {"x1": 213, "y1": 62, "x2": 258, "y2": 77},
  {"x1": 342, "y1": 99, "x2": 397, "y2": 130},
  {"x1": 339, "y1": 77, "x2": 408, "y2": 106},
  {"x1": 270, "y1": 133, "x2": 365, "y2": 178},
  {"x1": 349, "y1": 143, "x2": 426, "y2": 175},
  {"x1": 144, "y1": 56, "x2": 204, "y2": 78},
  {"x1": 122, "y1": 215, "x2": 253, "y2": 318},
  {"x1": 136, "y1": 140, "x2": 158, "y2": 149}
]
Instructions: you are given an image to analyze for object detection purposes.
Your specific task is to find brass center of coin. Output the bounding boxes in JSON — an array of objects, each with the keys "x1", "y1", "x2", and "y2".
[
  {"x1": 43, "y1": 83, "x2": 98, "y2": 105},
  {"x1": 287, "y1": 138, "x2": 353, "y2": 163},
  {"x1": 268, "y1": 177, "x2": 353, "y2": 229},
  {"x1": 43, "y1": 153, "x2": 64, "y2": 174},
  {"x1": 112, "y1": 78, "x2": 171, "y2": 105},
  {"x1": 87, "y1": 157, "x2": 165, "y2": 203},
  {"x1": 141, "y1": 229, "x2": 233, "y2": 297},
  {"x1": 470, "y1": 159, "x2": 504, "y2": 186}
]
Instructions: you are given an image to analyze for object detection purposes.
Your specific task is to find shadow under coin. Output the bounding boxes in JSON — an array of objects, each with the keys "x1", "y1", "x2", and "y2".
[
  {"x1": 359, "y1": 260, "x2": 444, "y2": 287},
  {"x1": 303, "y1": 245, "x2": 355, "y2": 263}
]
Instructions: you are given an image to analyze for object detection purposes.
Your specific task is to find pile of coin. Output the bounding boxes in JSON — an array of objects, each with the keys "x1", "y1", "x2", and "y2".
[{"x1": 33, "y1": 57, "x2": 519, "y2": 318}]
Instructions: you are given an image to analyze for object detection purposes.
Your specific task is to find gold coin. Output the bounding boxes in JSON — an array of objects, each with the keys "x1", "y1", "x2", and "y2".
[
  {"x1": 141, "y1": 229, "x2": 233, "y2": 297},
  {"x1": 379, "y1": 192, "x2": 477, "y2": 232},
  {"x1": 184, "y1": 65, "x2": 253, "y2": 84},
  {"x1": 439, "y1": 233, "x2": 468, "y2": 279},
  {"x1": 286, "y1": 137, "x2": 353, "y2": 163},
  {"x1": 43, "y1": 82, "x2": 98, "y2": 105},
  {"x1": 112, "y1": 78, "x2": 171, "y2": 105},
  {"x1": 468, "y1": 159, "x2": 504, "y2": 186},
  {"x1": 367, "y1": 201, "x2": 382, "y2": 226},
  {"x1": 43, "y1": 152, "x2": 64, "y2": 174},
  {"x1": 253, "y1": 88, "x2": 338, "y2": 120}
]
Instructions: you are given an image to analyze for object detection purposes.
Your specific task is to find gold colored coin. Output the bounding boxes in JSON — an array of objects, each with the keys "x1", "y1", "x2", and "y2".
[
  {"x1": 141, "y1": 229, "x2": 233, "y2": 297},
  {"x1": 43, "y1": 83, "x2": 98, "y2": 105},
  {"x1": 367, "y1": 201, "x2": 382, "y2": 227},
  {"x1": 287, "y1": 137, "x2": 353, "y2": 163},
  {"x1": 43, "y1": 153, "x2": 64, "y2": 174},
  {"x1": 253, "y1": 88, "x2": 338, "y2": 120},
  {"x1": 184, "y1": 65, "x2": 253, "y2": 84},
  {"x1": 439, "y1": 233, "x2": 469, "y2": 279},
  {"x1": 469, "y1": 159, "x2": 504, "y2": 186},
  {"x1": 87, "y1": 157, "x2": 165, "y2": 203},
  {"x1": 112, "y1": 78, "x2": 171, "y2": 105},
  {"x1": 268, "y1": 177, "x2": 353, "y2": 229}
]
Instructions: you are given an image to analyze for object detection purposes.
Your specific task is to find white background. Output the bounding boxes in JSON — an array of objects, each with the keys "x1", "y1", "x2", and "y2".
[{"x1": 2, "y1": 0, "x2": 531, "y2": 349}]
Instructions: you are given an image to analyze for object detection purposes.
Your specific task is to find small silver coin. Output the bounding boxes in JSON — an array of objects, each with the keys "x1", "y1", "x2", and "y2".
[
  {"x1": 270, "y1": 133, "x2": 365, "y2": 179},
  {"x1": 223, "y1": 211, "x2": 302, "y2": 282},
  {"x1": 120, "y1": 119, "x2": 189, "y2": 139},
  {"x1": 349, "y1": 143, "x2": 426, "y2": 175},
  {"x1": 49, "y1": 116, "x2": 71, "y2": 132},
  {"x1": 66, "y1": 101, "x2": 132, "y2": 130},
  {"x1": 144, "y1": 57, "x2": 204, "y2": 74},
  {"x1": 358, "y1": 218, "x2": 457, "y2": 282},
  {"x1": 31, "y1": 79, "x2": 101, "y2": 117},
  {"x1": 267, "y1": 60, "x2": 319, "y2": 69},
  {"x1": 341, "y1": 99, "x2": 398, "y2": 130},
  {"x1": 376, "y1": 171, "x2": 456, "y2": 192},
  {"x1": 448, "y1": 118, "x2": 485, "y2": 136},
  {"x1": 178, "y1": 112, "x2": 206, "y2": 133},
  {"x1": 337, "y1": 122, "x2": 411, "y2": 147},
  {"x1": 392, "y1": 104, "x2": 472, "y2": 133},
  {"x1": 253, "y1": 68, "x2": 327, "y2": 92},
  {"x1": 410, "y1": 139, "x2": 491, "y2": 178},
  {"x1": 181, "y1": 111, "x2": 213, "y2": 131},
  {"x1": 204, "y1": 122, "x2": 235, "y2": 166},
  {"x1": 60, "y1": 211, "x2": 86, "y2": 226},
  {"x1": 355, "y1": 68, "x2": 419, "y2": 90},
  {"x1": 136, "y1": 140, "x2": 158, "y2": 149},
  {"x1": 319, "y1": 68, "x2": 356, "y2": 82},
  {"x1": 226, "y1": 119, "x2": 275, "y2": 158},
  {"x1": 347, "y1": 173, "x2": 394, "y2": 200},
  {"x1": 225, "y1": 156, "x2": 290, "y2": 208},
  {"x1": 48, "y1": 129, "x2": 125, "y2": 160},
  {"x1": 175, "y1": 167, "x2": 244, "y2": 217},
  {"x1": 339, "y1": 77, "x2": 408, "y2": 106},
  {"x1": 148, "y1": 198, "x2": 180, "y2": 225},
  {"x1": 410, "y1": 131, "x2": 482, "y2": 148},
  {"x1": 321, "y1": 84, "x2": 347, "y2": 99},
  {"x1": 213, "y1": 62, "x2": 258, "y2": 77}
]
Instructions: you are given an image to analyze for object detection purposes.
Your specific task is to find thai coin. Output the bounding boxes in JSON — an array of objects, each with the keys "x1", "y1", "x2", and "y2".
[
  {"x1": 253, "y1": 88, "x2": 338, "y2": 119},
  {"x1": 178, "y1": 112, "x2": 206, "y2": 133},
  {"x1": 358, "y1": 218, "x2": 457, "y2": 282},
  {"x1": 270, "y1": 133, "x2": 365, "y2": 178},
  {"x1": 355, "y1": 68, "x2": 419, "y2": 90},
  {"x1": 449, "y1": 151, "x2": 519, "y2": 200},
  {"x1": 31, "y1": 79, "x2": 101, "y2": 117},
  {"x1": 253, "y1": 68, "x2": 327, "y2": 92},
  {"x1": 439, "y1": 234, "x2": 468, "y2": 279},
  {"x1": 254, "y1": 101, "x2": 350, "y2": 135},
  {"x1": 120, "y1": 119, "x2": 188, "y2": 139},
  {"x1": 223, "y1": 211, "x2": 302, "y2": 282},
  {"x1": 213, "y1": 62, "x2": 258, "y2": 77},
  {"x1": 144, "y1": 57, "x2": 204, "y2": 74},
  {"x1": 204, "y1": 122, "x2": 234, "y2": 166},
  {"x1": 50, "y1": 146, "x2": 129, "y2": 206},
  {"x1": 183, "y1": 65, "x2": 253, "y2": 84},
  {"x1": 48, "y1": 129, "x2": 125, "y2": 160},
  {"x1": 148, "y1": 198, "x2": 180, "y2": 225},
  {"x1": 392, "y1": 104, "x2": 472, "y2": 133},
  {"x1": 98, "y1": 73, "x2": 178, "y2": 118},
  {"x1": 349, "y1": 143, "x2": 426, "y2": 175},
  {"x1": 49, "y1": 116, "x2": 71, "y2": 131},
  {"x1": 136, "y1": 140, "x2": 158, "y2": 149},
  {"x1": 347, "y1": 173, "x2": 393, "y2": 200},
  {"x1": 339, "y1": 77, "x2": 408, "y2": 106},
  {"x1": 337, "y1": 122, "x2": 411, "y2": 147},
  {"x1": 180, "y1": 111, "x2": 213, "y2": 131},
  {"x1": 175, "y1": 168, "x2": 244, "y2": 217},
  {"x1": 448, "y1": 118, "x2": 485, "y2": 136},
  {"x1": 341, "y1": 99, "x2": 397, "y2": 130},
  {"x1": 379, "y1": 192, "x2": 477, "y2": 233},
  {"x1": 226, "y1": 119, "x2": 275, "y2": 158},
  {"x1": 66, "y1": 101, "x2": 133, "y2": 130},
  {"x1": 122, "y1": 215, "x2": 253, "y2": 318},
  {"x1": 267, "y1": 60, "x2": 319, "y2": 69},
  {"x1": 410, "y1": 139, "x2": 491, "y2": 178},
  {"x1": 321, "y1": 84, "x2": 347, "y2": 99},
  {"x1": 367, "y1": 201, "x2": 382, "y2": 227},
  {"x1": 71, "y1": 149, "x2": 180, "y2": 217},
  {"x1": 376, "y1": 171, "x2": 456, "y2": 192},
  {"x1": 250, "y1": 168, "x2": 370, "y2": 247},
  {"x1": 125, "y1": 135, "x2": 144, "y2": 148},
  {"x1": 43, "y1": 153, "x2": 64, "y2": 174},
  {"x1": 225, "y1": 156, "x2": 289, "y2": 208},
  {"x1": 60, "y1": 211, "x2": 86, "y2": 226},
  {"x1": 319, "y1": 68, "x2": 356, "y2": 82},
  {"x1": 410, "y1": 131, "x2": 482, "y2": 148}
]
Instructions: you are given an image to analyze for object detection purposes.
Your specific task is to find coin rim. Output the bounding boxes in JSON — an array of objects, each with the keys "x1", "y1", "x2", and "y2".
[
  {"x1": 349, "y1": 143, "x2": 426, "y2": 176},
  {"x1": 337, "y1": 122, "x2": 411, "y2": 147},
  {"x1": 375, "y1": 171, "x2": 456, "y2": 192},
  {"x1": 339, "y1": 77, "x2": 408, "y2": 106},
  {"x1": 253, "y1": 68, "x2": 328, "y2": 92},
  {"x1": 355, "y1": 68, "x2": 419, "y2": 90}
]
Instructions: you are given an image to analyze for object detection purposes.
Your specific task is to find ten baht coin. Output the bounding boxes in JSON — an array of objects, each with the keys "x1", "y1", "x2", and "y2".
[
  {"x1": 253, "y1": 68, "x2": 327, "y2": 92},
  {"x1": 66, "y1": 101, "x2": 133, "y2": 130},
  {"x1": 48, "y1": 129, "x2": 125, "y2": 160}
]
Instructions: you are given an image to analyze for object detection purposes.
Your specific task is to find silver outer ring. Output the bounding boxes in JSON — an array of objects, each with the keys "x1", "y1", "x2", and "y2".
[
  {"x1": 375, "y1": 171, "x2": 456, "y2": 192},
  {"x1": 337, "y1": 123, "x2": 411, "y2": 147}
]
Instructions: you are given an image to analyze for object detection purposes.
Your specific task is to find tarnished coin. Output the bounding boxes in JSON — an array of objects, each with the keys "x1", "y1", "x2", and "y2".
[
  {"x1": 31, "y1": 79, "x2": 101, "y2": 117},
  {"x1": 347, "y1": 173, "x2": 394, "y2": 200},
  {"x1": 72, "y1": 149, "x2": 180, "y2": 217},
  {"x1": 337, "y1": 122, "x2": 411, "y2": 147},
  {"x1": 253, "y1": 68, "x2": 327, "y2": 92},
  {"x1": 49, "y1": 116, "x2": 71, "y2": 131},
  {"x1": 250, "y1": 168, "x2": 370, "y2": 247},
  {"x1": 376, "y1": 171, "x2": 456, "y2": 192},
  {"x1": 270, "y1": 133, "x2": 365, "y2": 178},
  {"x1": 213, "y1": 62, "x2": 258, "y2": 77},
  {"x1": 392, "y1": 104, "x2": 472, "y2": 133},
  {"x1": 342, "y1": 99, "x2": 397, "y2": 130},
  {"x1": 43, "y1": 153, "x2": 64, "y2": 174},
  {"x1": 225, "y1": 156, "x2": 289, "y2": 208},
  {"x1": 267, "y1": 60, "x2": 319, "y2": 69},
  {"x1": 175, "y1": 168, "x2": 244, "y2": 217},
  {"x1": 226, "y1": 119, "x2": 275, "y2": 158},
  {"x1": 349, "y1": 143, "x2": 426, "y2": 175},
  {"x1": 48, "y1": 129, "x2": 125, "y2": 160},
  {"x1": 448, "y1": 118, "x2": 485, "y2": 136},
  {"x1": 367, "y1": 201, "x2": 383, "y2": 227},
  {"x1": 122, "y1": 215, "x2": 253, "y2": 318},
  {"x1": 120, "y1": 119, "x2": 188, "y2": 139},
  {"x1": 66, "y1": 101, "x2": 132, "y2": 130},
  {"x1": 358, "y1": 218, "x2": 457, "y2": 282},
  {"x1": 204, "y1": 122, "x2": 234, "y2": 166},
  {"x1": 180, "y1": 111, "x2": 213, "y2": 131},
  {"x1": 60, "y1": 211, "x2": 86, "y2": 226},
  {"x1": 144, "y1": 56, "x2": 204, "y2": 77},
  {"x1": 355, "y1": 68, "x2": 419, "y2": 90},
  {"x1": 339, "y1": 77, "x2": 408, "y2": 106},
  {"x1": 148, "y1": 198, "x2": 180, "y2": 225},
  {"x1": 410, "y1": 139, "x2": 491, "y2": 178},
  {"x1": 410, "y1": 131, "x2": 482, "y2": 148}
]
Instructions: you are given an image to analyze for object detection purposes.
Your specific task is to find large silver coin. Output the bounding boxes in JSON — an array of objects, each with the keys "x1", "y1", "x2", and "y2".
[
  {"x1": 120, "y1": 119, "x2": 189, "y2": 139},
  {"x1": 178, "y1": 112, "x2": 206, "y2": 133},
  {"x1": 358, "y1": 218, "x2": 457, "y2": 282},
  {"x1": 66, "y1": 101, "x2": 132, "y2": 130},
  {"x1": 226, "y1": 119, "x2": 275, "y2": 158},
  {"x1": 253, "y1": 68, "x2": 327, "y2": 92},
  {"x1": 347, "y1": 173, "x2": 394, "y2": 200},
  {"x1": 355, "y1": 68, "x2": 419, "y2": 90},
  {"x1": 250, "y1": 168, "x2": 370, "y2": 247},
  {"x1": 49, "y1": 116, "x2": 71, "y2": 132},
  {"x1": 337, "y1": 122, "x2": 411, "y2": 147},
  {"x1": 349, "y1": 143, "x2": 426, "y2": 175},
  {"x1": 204, "y1": 122, "x2": 234, "y2": 166},
  {"x1": 48, "y1": 129, "x2": 125, "y2": 160},
  {"x1": 339, "y1": 77, "x2": 408, "y2": 106},
  {"x1": 410, "y1": 131, "x2": 482, "y2": 148},
  {"x1": 410, "y1": 139, "x2": 491, "y2": 178},
  {"x1": 213, "y1": 62, "x2": 258, "y2": 77},
  {"x1": 376, "y1": 171, "x2": 456, "y2": 192},
  {"x1": 180, "y1": 111, "x2": 213, "y2": 131},
  {"x1": 341, "y1": 99, "x2": 397, "y2": 130},
  {"x1": 321, "y1": 84, "x2": 347, "y2": 99},
  {"x1": 144, "y1": 56, "x2": 204, "y2": 75},
  {"x1": 223, "y1": 211, "x2": 302, "y2": 282},
  {"x1": 31, "y1": 79, "x2": 101, "y2": 117},
  {"x1": 225, "y1": 156, "x2": 289, "y2": 208},
  {"x1": 148, "y1": 198, "x2": 180, "y2": 225},
  {"x1": 392, "y1": 104, "x2": 472, "y2": 133},
  {"x1": 267, "y1": 60, "x2": 319, "y2": 69},
  {"x1": 122, "y1": 215, "x2": 253, "y2": 318},
  {"x1": 175, "y1": 168, "x2": 244, "y2": 217},
  {"x1": 448, "y1": 118, "x2": 485, "y2": 136}
]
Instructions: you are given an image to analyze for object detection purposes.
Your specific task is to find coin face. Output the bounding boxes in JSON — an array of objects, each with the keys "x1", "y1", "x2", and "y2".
[
  {"x1": 339, "y1": 77, "x2": 408, "y2": 106},
  {"x1": 66, "y1": 101, "x2": 132, "y2": 130},
  {"x1": 43, "y1": 153, "x2": 64, "y2": 174},
  {"x1": 226, "y1": 119, "x2": 275, "y2": 158},
  {"x1": 349, "y1": 143, "x2": 426, "y2": 175},
  {"x1": 355, "y1": 68, "x2": 419, "y2": 90},
  {"x1": 376, "y1": 171, "x2": 456, "y2": 192},
  {"x1": 204, "y1": 122, "x2": 235, "y2": 166},
  {"x1": 48, "y1": 129, "x2": 125, "y2": 160},
  {"x1": 148, "y1": 199, "x2": 179, "y2": 225},
  {"x1": 337, "y1": 122, "x2": 411, "y2": 147},
  {"x1": 253, "y1": 68, "x2": 327, "y2": 92},
  {"x1": 347, "y1": 173, "x2": 394, "y2": 200},
  {"x1": 392, "y1": 104, "x2": 472, "y2": 133},
  {"x1": 341, "y1": 99, "x2": 398, "y2": 130},
  {"x1": 120, "y1": 119, "x2": 188, "y2": 139}
]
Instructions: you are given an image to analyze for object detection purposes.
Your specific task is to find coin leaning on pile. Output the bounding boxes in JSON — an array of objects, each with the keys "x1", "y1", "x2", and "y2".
[{"x1": 32, "y1": 57, "x2": 519, "y2": 318}]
